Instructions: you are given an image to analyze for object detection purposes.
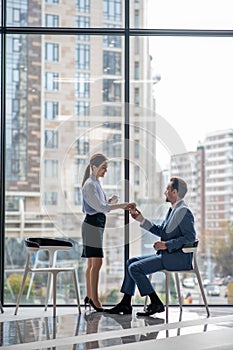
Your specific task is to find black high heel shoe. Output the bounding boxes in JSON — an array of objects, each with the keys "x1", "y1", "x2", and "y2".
[
  {"x1": 84, "y1": 296, "x2": 90, "y2": 310},
  {"x1": 89, "y1": 299, "x2": 104, "y2": 312}
]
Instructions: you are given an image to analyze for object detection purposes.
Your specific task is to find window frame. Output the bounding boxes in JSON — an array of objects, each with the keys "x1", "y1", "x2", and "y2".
[{"x1": 1, "y1": 0, "x2": 233, "y2": 308}]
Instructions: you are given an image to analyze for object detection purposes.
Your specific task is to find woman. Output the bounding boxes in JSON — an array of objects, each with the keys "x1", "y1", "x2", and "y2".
[{"x1": 81, "y1": 153, "x2": 129, "y2": 312}]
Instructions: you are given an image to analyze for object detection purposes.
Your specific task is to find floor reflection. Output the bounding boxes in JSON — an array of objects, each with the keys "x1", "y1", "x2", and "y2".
[{"x1": 0, "y1": 307, "x2": 233, "y2": 349}]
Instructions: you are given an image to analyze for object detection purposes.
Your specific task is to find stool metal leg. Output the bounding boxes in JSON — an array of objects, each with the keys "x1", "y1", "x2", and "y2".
[
  {"x1": 14, "y1": 259, "x2": 30, "y2": 315},
  {"x1": 72, "y1": 269, "x2": 81, "y2": 314},
  {"x1": 174, "y1": 272, "x2": 183, "y2": 313}
]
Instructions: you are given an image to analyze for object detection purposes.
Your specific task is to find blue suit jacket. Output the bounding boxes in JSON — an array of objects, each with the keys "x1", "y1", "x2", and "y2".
[{"x1": 140, "y1": 200, "x2": 196, "y2": 271}]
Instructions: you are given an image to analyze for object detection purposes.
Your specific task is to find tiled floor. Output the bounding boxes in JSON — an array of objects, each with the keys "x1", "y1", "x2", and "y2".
[{"x1": 0, "y1": 305, "x2": 233, "y2": 349}]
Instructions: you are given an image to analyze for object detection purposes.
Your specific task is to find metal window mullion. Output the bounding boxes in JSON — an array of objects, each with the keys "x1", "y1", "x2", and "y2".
[{"x1": 124, "y1": 0, "x2": 130, "y2": 268}]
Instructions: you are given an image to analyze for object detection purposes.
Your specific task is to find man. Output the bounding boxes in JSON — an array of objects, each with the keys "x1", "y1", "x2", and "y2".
[{"x1": 105, "y1": 177, "x2": 196, "y2": 316}]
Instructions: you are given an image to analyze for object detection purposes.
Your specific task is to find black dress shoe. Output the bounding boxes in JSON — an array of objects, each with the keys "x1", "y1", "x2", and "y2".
[
  {"x1": 104, "y1": 303, "x2": 132, "y2": 315},
  {"x1": 136, "y1": 303, "x2": 165, "y2": 317}
]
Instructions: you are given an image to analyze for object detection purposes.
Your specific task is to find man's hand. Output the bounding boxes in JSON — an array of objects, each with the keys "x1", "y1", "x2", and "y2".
[{"x1": 153, "y1": 241, "x2": 167, "y2": 251}]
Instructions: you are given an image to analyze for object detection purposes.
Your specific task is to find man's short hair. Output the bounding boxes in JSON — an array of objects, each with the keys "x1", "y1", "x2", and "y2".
[{"x1": 170, "y1": 177, "x2": 188, "y2": 199}]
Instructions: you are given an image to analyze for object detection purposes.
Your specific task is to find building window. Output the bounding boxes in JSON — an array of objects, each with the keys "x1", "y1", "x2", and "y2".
[
  {"x1": 75, "y1": 73, "x2": 90, "y2": 98},
  {"x1": 76, "y1": 44, "x2": 90, "y2": 69},
  {"x1": 103, "y1": 0, "x2": 122, "y2": 21},
  {"x1": 76, "y1": 0, "x2": 90, "y2": 13},
  {"x1": 76, "y1": 15, "x2": 89, "y2": 28},
  {"x1": 134, "y1": 37, "x2": 140, "y2": 55},
  {"x1": 75, "y1": 187, "x2": 82, "y2": 205},
  {"x1": 45, "y1": 0, "x2": 59, "y2": 3},
  {"x1": 45, "y1": 101, "x2": 59, "y2": 120},
  {"x1": 134, "y1": 165, "x2": 140, "y2": 185},
  {"x1": 44, "y1": 160, "x2": 59, "y2": 177},
  {"x1": 45, "y1": 130, "x2": 58, "y2": 149},
  {"x1": 75, "y1": 158, "x2": 86, "y2": 184},
  {"x1": 76, "y1": 137, "x2": 89, "y2": 155},
  {"x1": 75, "y1": 101, "x2": 90, "y2": 115},
  {"x1": 103, "y1": 105, "x2": 121, "y2": 116},
  {"x1": 103, "y1": 79, "x2": 121, "y2": 102},
  {"x1": 45, "y1": 14, "x2": 59, "y2": 27},
  {"x1": 134, "y1": 62, "x2": 139, "y2": 80},
  {"x1": 103, "y1": 134, "x2": 121, "y2": 158},
  {"x1": 43, "y1": 192, "x2": 58, "y2": 205},
  {"x1": 134, "y1": 140, "x2": 139, "y2": 158},
  {"x1": 12, "y1": 69, "x2": 19, "y2": 82},
  {"x1": 103, "y1": 51, "x2": 121, "y2": 75},
  {"x1": 134, "y1": 9, "x2": 139, "y2": 27},
  {"x1": 12, "y1": 38, "x2": 21, "y2": 52},
  {"x1": 45, "y1": 72, "x2": 59, "y2": 91},
  {"x1": 45, "y1": 43, "x2": 59, "y2": 61},
  {"x1": 103, "y1": 35, "x2": 121, "y2": 48},
  {"x1": 134, "y1": 87, "x2": 139, "y2": 106}
]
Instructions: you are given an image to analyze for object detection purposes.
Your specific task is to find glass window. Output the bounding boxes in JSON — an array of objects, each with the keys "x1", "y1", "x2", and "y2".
[
  {"x1": 46, "y1": 0, "x2": 59, "y2": 3},
  {"x1": 76, "y1": 0, "x2": 90, "y2": 13},
  {"x1": 75, "y1": 44, "x2": 90, "y2": 69},
  {"x1": 2, "y1": 1, "x2": 233, "y2": 310},
  {"x1": 76, "y1": 137, "x2": 89, "y2": 155},
  {"x1": 45, "y1": 101, "x2": 59, "y2": 120},
  {"x1": 103, "y1": 51, "x2": 121, "y2": 75},
  {"x1": 45, "y1": 72, "x2": 59, "y2": 91},
  {"x1": 45, "y1": 43, "x2": 59, "y2": 61},
  {"x1": 103, "y1": 34, "x2": 121, "y2": 49},
  {"x1": 43, "y1": 192, "x2": 58, "y2": 205},
  {"x1": 45, "y1": 130, "x2": 58, "y2": 148},
  {"x1": 134, "y1": 62, "x2": 139, "y2": 80},
  {"x1": 74, "y1": 187, "x2": 82, "y2": 205},
  {"x1": 44, "y1": 159, "x2": 59, "y2": 177},
  {"x1": 76, "y1": 15, "x2": 89, "y2": 28},
  {"x1": 103, "y1": 79, "x2": 121, "y2": 102},
  {"x1": 75, "y1": 73, "x2": 90, "y2": 98},
  {"x1": 45, "y1": 14, "x2": 59, "y2": 27},
  {"x1": 75, "y1": 101, "x2": 90, "y2": 116},
  {"x1": 103, "y1": 0, "x2": 122, "y2": 22}
]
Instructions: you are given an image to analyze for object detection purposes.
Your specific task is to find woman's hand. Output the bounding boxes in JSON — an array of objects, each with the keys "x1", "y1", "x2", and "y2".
[{"x1": 108, "y1": 195, "x2": 119, "y2": 204}]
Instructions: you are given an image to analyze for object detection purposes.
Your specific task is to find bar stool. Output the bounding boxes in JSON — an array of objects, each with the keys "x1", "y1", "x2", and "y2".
[
  {"x1": 144, "y1": 240, "x2": 210, "y2": 317},
  {"x1": 14, "y1": 237, "x2": 81, "y2": 317}
]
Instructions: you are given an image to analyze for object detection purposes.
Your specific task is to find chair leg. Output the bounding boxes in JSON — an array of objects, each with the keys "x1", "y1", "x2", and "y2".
[
  {"x1": 72, "y1": 269, "x2": 81, "y2": 314},
  {"x1": 45, "y1": 272, "x2": 53, "y2": 311},
  {"x1": 14, "y1": 269, "x2": 29, "y2": 315},
  {"x1": 52, "y1": 272, "x2": 57, "y2": 318},
  {"x1": 194, "y1": 267, "x2": 210, "y2": 317},
  {"x1": 174, "y1": 272, "x2": 183, "y2": 313},
  {"x1": 165, "y1": 272, "x2": 169, "y2": 322}
]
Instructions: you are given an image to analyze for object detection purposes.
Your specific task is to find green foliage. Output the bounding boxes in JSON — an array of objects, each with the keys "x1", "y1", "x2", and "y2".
[
  {"x1": 7, "y1": 273, "x2": 34, "y2": 298},
  {"x1": 106, "y1": 289, "x2": 119, "y2": 303}
]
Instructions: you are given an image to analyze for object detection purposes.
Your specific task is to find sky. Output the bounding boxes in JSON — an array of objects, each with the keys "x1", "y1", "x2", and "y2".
[{"x1": 147, "y1": 1, "x2": 233, "y2": 168}]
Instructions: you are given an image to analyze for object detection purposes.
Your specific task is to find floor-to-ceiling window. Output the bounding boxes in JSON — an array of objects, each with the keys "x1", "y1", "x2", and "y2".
[{"x1": 1, "y1": 0, "x2": 233, "y2": 307}]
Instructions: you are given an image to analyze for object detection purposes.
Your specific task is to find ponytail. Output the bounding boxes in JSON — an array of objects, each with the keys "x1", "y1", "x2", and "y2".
[{"x1": 82, "y1": 164, "x2": 91, "y2": 187}]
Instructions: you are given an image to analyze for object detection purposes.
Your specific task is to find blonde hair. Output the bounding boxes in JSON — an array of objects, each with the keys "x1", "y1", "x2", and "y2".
[{"x1": 82, "y1": 153, "x2": 108, "y2": 187}]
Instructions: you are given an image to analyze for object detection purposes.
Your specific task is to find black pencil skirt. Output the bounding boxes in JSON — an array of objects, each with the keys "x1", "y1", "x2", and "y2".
[{"x1": 81, "y1": 213, "x2": 106, "y2": 258}]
